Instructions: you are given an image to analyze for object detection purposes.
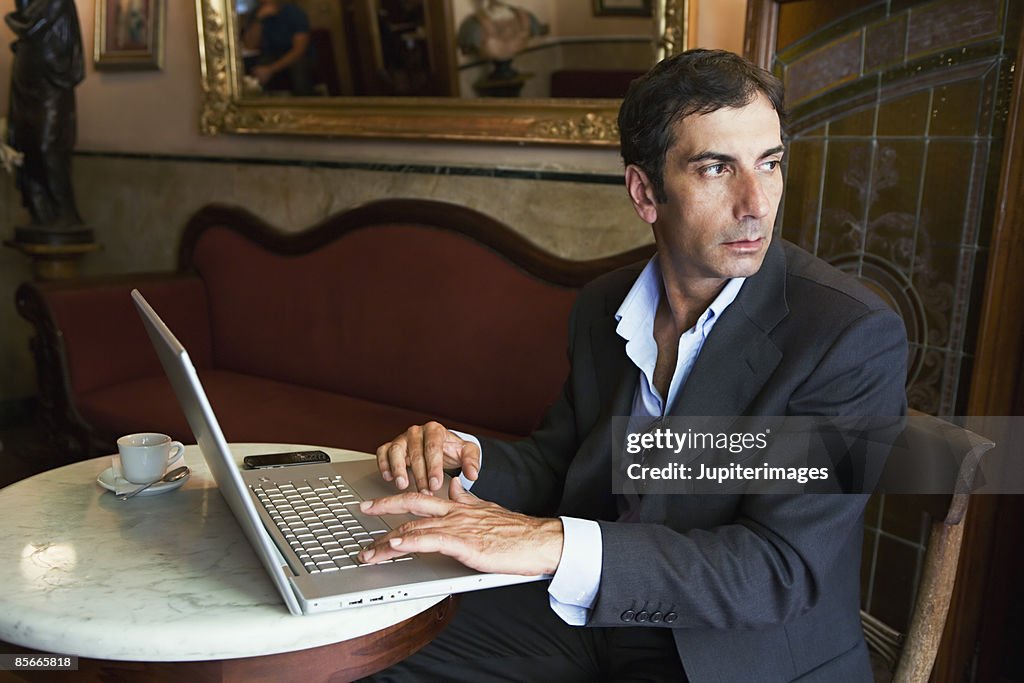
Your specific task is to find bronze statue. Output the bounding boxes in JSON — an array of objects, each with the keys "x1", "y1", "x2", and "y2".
[{"x1": 5, "y1": 0, "x2": 90, "y2": 244}]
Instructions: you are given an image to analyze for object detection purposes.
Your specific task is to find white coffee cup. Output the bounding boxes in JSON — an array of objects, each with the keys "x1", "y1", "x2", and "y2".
[{"x1": 117, "y1": 433, "x2": 185, "y2": 484}]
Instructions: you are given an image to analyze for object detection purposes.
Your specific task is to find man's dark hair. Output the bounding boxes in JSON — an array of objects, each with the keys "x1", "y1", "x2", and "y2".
[{"x1": 619, "y1": 49, "x2": 786, "y2": 203}]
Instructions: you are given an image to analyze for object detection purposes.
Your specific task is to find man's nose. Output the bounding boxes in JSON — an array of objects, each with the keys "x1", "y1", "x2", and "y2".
[{"x1": 734, "y1": 172, "x2": 771, "y2": 221}]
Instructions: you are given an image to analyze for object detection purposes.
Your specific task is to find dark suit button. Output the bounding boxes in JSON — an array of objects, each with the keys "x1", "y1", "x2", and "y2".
[
  {"x1": 665, "y1": 612, "x2": 678, "y2": 623},
  {"x1": 650, "y1": 611, "x2": 662, "y2": 623},
  {"x1": 636, "y1": 610, "x2": 649, "y2": 622},
  {"x1": 620, "y1": 609, "x2": 635, "y2": 622}
]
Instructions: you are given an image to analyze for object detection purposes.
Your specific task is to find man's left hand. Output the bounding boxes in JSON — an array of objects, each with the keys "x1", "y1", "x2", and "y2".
[
  {"x1": 358, "y1": 478, "x2": 563, "y2": 576},
  {"x1": 252, "y1": 65, "x2": 275, "y2": 84}
]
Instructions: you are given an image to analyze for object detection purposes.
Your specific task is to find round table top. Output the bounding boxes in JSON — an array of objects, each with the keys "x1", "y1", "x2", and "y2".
[{"x1": 0, "y1": 444, "x2": 445, "y2": 661}]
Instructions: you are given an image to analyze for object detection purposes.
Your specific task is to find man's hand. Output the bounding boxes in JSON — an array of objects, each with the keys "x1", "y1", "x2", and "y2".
[
  {"x1": 251, "y1": 64, "x2": 275, "y2": 85},
  {"x1": 376, "y1": 421, "x2": 480, "y2": 493},
  {"x1": 358, "y1": 478, "x2": 563, "y2": 576}
]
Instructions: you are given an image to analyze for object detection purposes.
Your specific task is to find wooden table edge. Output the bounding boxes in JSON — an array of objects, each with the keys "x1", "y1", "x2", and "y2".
[{"x1": 0, "y1": 595, "x2": 457, "y2": 682}]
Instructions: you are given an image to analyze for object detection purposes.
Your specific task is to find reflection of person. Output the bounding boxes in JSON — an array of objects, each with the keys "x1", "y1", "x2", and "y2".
[
  {"x1": 359, "y1": 50, "x2": 908, "y2": 680},
  {"x1": 5, "y1": 0, "x2": 86, "y2": 230},
  {"x1": 456, "y1": 0, "x2": 547, "y2": 63},
  {"x1": 241, "y1": 0, "x2": 314, "y2": 96}
]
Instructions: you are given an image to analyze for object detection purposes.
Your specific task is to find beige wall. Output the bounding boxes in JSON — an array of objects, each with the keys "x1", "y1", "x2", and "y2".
[
  {"x1": 0, "y1": 0, "x2": 745, "y2": 404},
  {"x1": 694, "y1": 0, "x2": 747, "y2": 55}
]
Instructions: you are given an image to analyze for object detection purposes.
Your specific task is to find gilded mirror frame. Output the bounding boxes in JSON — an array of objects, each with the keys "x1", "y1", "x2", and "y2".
[{"x1": 195, "y1": 0, "x2": 689, "y2": 145}]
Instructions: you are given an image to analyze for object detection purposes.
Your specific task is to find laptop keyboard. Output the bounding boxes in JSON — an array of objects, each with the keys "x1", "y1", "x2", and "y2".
[{"x1": 252, "y1": 475, "x2": 413, "y2": 574}]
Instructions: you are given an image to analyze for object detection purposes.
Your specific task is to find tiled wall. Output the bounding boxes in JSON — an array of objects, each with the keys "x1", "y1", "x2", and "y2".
[{"x1": 771, "y1": 0, "x2": 1021, "y2": 634}]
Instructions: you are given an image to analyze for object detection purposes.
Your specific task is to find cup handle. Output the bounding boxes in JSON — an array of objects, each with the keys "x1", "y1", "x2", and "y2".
[{"x1": 167, "y1": 441, "x2": 186, "y2": 467}]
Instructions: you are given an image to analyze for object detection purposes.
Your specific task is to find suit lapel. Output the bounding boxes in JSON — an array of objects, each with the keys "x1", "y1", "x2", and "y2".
[
  {"x1": 558, "y1": 278, "x2": 640, "y2": 520},
  {"x1": 565, "y1": 243, "x2": 793, "y2": 521},
  {"x1": 670, "y1": 239, "x2": 789, "y2": 418},
  {"x1": 636, "y1": 242, "x2": 791, "y2": 520},
  {"x1": 590, "y1": 313, "x2": 633, "y2": 415}
]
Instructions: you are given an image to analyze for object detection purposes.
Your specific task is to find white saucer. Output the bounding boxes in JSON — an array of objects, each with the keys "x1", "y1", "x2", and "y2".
[{"x1": 97, "y1": 467, "x2": 190, "y2": 497}]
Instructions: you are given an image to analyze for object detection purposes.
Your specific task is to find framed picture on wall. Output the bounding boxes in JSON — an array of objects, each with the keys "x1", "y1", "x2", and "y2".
[
  {"x1": 592, "y1": 0, "x2": 653, "y2": 17},
  {"x1": 94, "y1": 0, "x2": 165, "y2": 70}
]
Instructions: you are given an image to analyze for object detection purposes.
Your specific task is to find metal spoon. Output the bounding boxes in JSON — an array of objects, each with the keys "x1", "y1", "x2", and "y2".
[{"x1": 117, "y1": 466, "x2": 190, "y2": 501}]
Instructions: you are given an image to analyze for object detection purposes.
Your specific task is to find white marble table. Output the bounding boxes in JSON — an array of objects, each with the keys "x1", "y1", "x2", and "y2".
[{"x1": 0, "y1": 444, "x2": 452, "y2": 678}]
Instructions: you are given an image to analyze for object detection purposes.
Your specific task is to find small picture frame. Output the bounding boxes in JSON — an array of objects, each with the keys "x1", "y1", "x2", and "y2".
[
  {"x1": 592, "y1": 0, "x2": 653, "y2": 17},
  {"x1": 94, "y1": 0, "x2": 165, "y2": 70}
]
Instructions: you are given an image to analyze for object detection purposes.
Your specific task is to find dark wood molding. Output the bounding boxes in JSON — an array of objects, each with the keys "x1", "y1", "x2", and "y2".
[
  {"x1": 936, "y1": 13, "x2": 1024, "y2": 682},
  {"x1": 0, "y1": 596, "x2": 456, "y2": 682},
  {"x1": 179, "y1": 199, "x2": 655, "y2": 288},
  {"x1": 743, "y1": 0, "x2": 779, "y2": 69}
]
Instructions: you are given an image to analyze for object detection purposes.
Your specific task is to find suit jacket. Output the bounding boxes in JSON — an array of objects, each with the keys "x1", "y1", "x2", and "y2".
[{"x1": 473, "y1": 239, "x2": 908, "y2": 682}]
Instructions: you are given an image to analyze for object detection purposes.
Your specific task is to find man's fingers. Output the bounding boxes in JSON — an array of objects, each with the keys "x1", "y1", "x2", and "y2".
[
  {"x1": 409, "y1": 447, "x2": 429, "y2": 493},
  {"x1": 399, "y1": 425, "x2": 427, "y2": 490},
  {"x1": 460, "y1": 442, "x2": 481, "y2": 481},
  {"x1": 448, "y1": 476, "x2": 477, "y2": 502},
  {"x1": 360, "y1": 491, "x2": 453, "y2": 518},
  {"x1": 375, "y1": 442, "x2": 395, "y2": 482},
  {"x1": 376, "y1": 422, "x2": 471, "y2": 491},
  {"x1": 423, "y1": 422, "x2": 447, "y2": 491},
  {"x1": 386, "y1": 441, "x2": 410, "y2": 489},
  {"x1": 360, "y1": 531, "x2": 465, "y2": 566}
]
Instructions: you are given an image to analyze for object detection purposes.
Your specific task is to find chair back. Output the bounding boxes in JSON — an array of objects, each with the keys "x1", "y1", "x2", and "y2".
[{"x1": 862, "y1": 410, "x2": 996, "y2": 682}]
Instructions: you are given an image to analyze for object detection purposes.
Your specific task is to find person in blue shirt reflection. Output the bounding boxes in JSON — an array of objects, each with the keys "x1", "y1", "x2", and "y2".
[{"x1": 241, "y1": 0, "x2": 314, "y2": 96}]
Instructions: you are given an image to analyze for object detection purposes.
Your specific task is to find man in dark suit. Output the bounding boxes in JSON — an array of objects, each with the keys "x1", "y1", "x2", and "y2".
[{"x1": 359, "y1": 49, "x2": 907, "y2": 682}]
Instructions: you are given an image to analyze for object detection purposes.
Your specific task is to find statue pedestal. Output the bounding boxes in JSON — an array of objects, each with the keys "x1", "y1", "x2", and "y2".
[
  {"x1": 472, "y1": 72, "x2": 532, "y2": 98},
  {"x1": 5, "y1": 238, "x2": 100, "y2": 280}
]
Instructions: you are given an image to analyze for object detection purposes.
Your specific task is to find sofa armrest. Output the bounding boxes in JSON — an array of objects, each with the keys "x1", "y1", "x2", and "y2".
[{"x1": 16, "y1": 274, "x2": 212, "y2": 459}]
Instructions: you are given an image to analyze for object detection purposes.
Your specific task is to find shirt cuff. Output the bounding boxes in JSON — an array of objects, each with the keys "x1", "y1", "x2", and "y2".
[
  {"x1": 448, "y1": 430, "x2": 480, "y2": 491},
  {"x1": 547, "y1": 516, "x2": 602, "y2": 626}
]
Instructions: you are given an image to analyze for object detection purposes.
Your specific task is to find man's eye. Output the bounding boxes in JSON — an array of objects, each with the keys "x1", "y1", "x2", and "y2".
[
  {"x1": 701, "y1": 163, "x2": 726, "y2": 177},
  {"x1": 761, "y1": 159, "x2": 781, "y2": 171}
]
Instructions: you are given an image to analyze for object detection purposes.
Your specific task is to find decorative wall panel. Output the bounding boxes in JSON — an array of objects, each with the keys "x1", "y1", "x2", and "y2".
[{"x1": 775, "y1": 0, "x2": 1020, "y2": 417}]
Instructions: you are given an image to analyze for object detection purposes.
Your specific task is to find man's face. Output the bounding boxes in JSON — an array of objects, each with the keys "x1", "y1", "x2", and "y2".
[{"x1": 632, "y1": 93, "x2": 784, "y2": 286}]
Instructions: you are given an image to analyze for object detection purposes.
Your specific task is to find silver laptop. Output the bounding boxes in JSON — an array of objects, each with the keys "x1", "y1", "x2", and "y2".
[{"x1": 131, "y1": 289, "x2": 546, "y2": 615}]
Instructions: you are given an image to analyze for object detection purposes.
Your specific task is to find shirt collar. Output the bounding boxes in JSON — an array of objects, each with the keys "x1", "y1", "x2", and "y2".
[{"x1": 615, "y1": 256, "x2": 745, "y2": 340}]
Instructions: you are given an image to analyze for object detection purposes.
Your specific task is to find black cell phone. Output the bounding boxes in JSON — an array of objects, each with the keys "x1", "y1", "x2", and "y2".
[{"x1": 242, "y1": 450, "x2": 331, "y2": 469}]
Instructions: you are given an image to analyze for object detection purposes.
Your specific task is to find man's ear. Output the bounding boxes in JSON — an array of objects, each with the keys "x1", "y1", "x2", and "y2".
[{"x1": 625, "y1": 164, "x2": 659, "y2": 225}]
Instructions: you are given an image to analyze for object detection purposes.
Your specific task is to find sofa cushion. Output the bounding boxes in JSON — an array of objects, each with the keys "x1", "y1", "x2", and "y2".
[
  {"x1": 190, "y1": 224, "x2": 578, "y2": 437},
  {"x1": 77, "y1": 369, "x2": 521, "y2": 455}
]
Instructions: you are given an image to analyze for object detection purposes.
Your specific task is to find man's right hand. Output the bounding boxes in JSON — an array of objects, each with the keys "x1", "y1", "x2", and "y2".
[{"x1": 375, "y1": 421, "x2": 480, "y2": 493}]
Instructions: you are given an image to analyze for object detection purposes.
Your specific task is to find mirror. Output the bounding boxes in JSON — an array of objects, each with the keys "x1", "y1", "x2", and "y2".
[{"x1": 196, "y1": 0, "x2": 690, "y2": 145}]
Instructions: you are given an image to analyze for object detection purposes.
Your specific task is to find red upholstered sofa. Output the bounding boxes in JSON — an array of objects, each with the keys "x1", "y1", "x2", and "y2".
[{"x1": 17, "y1": 199, "x2": 652, "y2": 464}]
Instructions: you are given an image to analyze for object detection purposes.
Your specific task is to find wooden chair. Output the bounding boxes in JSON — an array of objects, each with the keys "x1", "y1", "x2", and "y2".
[{"x1": 861, "y1": 410, "x2": 996, "y2": 682}]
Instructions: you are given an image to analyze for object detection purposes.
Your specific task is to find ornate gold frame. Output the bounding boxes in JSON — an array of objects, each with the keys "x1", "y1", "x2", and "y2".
[
  {"x1": 95, "y1": 0, "x2": 165, "y2": 70},
  {"x1": 195, "y1": 0, "x2": 689, "y2": 145}
]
